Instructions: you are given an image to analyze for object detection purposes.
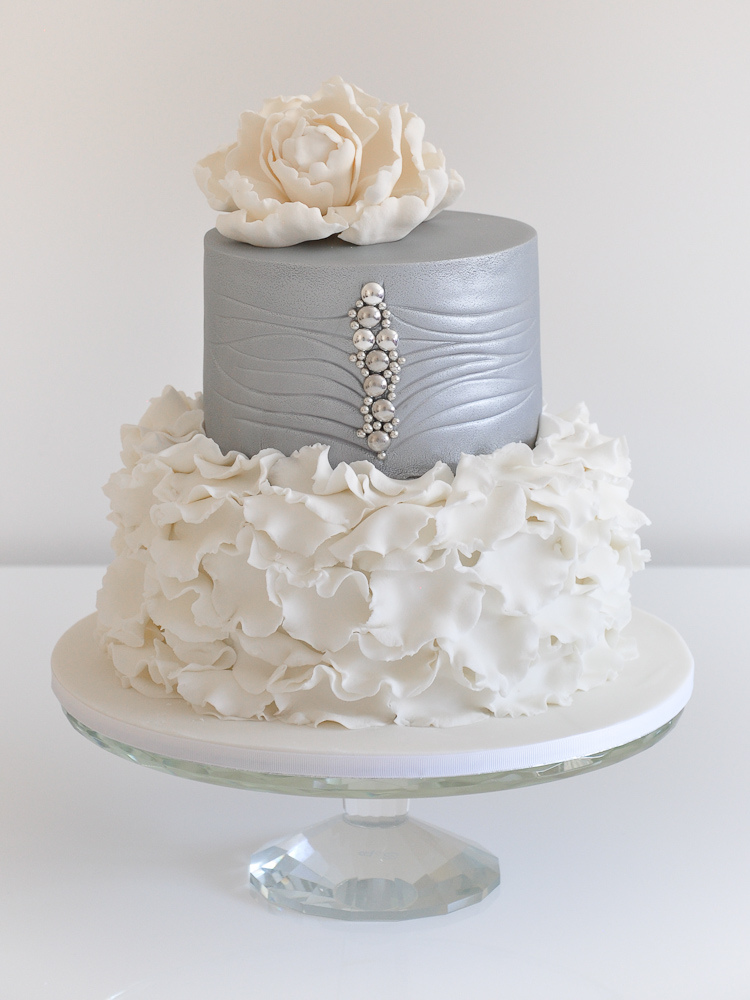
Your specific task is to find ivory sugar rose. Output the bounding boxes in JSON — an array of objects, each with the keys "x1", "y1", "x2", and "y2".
[{"x1": 195, "y1": 77, "x2": 464, "y2": 247}]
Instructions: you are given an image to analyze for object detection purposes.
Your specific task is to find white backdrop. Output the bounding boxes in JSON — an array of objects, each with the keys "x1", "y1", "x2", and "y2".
[{"x1": 2, "y1": 0, "x2": 748, "y2": 564}]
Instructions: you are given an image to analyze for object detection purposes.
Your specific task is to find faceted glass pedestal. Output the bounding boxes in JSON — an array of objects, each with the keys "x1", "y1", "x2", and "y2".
[
  {"x1": 64, "y1": 712, "x2": 682, "y2": 920},
  {"x1": 248, "y1": 798, "x2": 499, "y2": 921}
]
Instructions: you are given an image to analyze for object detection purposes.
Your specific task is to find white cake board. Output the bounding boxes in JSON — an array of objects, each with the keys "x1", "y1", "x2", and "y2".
[{"x1": 51, "y1": 610, "x2": 693, "y2": 781}]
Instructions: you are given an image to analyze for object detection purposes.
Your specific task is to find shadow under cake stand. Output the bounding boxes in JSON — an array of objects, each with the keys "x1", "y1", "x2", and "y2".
[{"x1": 51, "y1": 610, "x2": 693, "y2": 921}]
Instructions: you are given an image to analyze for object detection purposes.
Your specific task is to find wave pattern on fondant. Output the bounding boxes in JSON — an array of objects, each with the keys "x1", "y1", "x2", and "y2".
[
  {"x1": 203, "y1": 213, "x2": 542, "y2": 477},
  {"x1": 206, "y1": 301, "x2": 540, "y2": 475}
]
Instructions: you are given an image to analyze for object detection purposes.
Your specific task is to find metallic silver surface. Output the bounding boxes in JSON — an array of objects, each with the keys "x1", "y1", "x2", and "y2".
[{"x1": 204, "y1": 211, "x2": 542, "y2": 478}]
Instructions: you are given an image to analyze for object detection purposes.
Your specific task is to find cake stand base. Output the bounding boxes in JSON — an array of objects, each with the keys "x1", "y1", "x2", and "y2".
[
  {"x1": 249, "y1": 798, "x2": 499, "y2": 920},
  {"x1": 51, "y1": 610, "x2": 693, "y2": 921}
]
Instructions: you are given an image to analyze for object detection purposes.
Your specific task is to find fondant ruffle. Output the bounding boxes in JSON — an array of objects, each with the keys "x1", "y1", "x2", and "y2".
[{"x1": 97, "y1": 388, "x2": 649, "y2": 728}]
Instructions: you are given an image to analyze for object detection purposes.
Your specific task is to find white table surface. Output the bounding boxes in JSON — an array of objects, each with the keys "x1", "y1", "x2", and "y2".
[{"x1": 2, "y1": 565, "x2": 748, "y2": 999}]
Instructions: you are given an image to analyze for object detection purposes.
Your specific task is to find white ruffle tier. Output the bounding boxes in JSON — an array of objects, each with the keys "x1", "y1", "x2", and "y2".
[{"x1": 97, "y1": 388, "x2": 649, "y2": 729}]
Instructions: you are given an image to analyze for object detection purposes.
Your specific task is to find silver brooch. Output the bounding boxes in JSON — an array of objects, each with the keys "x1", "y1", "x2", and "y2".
[{"x1": 347, "y1": 282, "x2": 405, "y2": 460}]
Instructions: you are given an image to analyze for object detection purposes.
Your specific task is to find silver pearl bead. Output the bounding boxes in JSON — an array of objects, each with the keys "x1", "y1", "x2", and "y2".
[
  {"x1": 390, "y1": 374, "x2": 400, "y2": 383},
  {"x1": 383, "y1": 422, "x2": 393, "y2": 432},
  {"x1": 379, "y1": 302, "x2": 387, "y2": 310},
  {"x1": 377, "y1": 452, "x2": 386, "y2": 460},
  {"x1": 360, "y1": 405, "x2": 370, "y2": 415},
  {"x1": 373, "y1": 421, "x2": 382, "y2": 430},
  {"x1": 356, "y1": 429, "x2": 366, "y2": 438},
  {"x1": 363, "y1": 396, "x2": 373, "y2": 405},
  {"x1": 376, "y1": 329, "x2": 399, "y2": 352},
  {"x1": 357, "y1": 305, "x2": 381, "y2": 329},
  {"x1": 360, "y1": 282, "x2": 384, "y2": 305},
  {"x1": 356, "y1": 360, "x2": 365, "y2": 369},
  {"x1": 350, "y1": 321, "x2": 360, "y2": 330},
  {"x1": 398, "y1": 356, "x2": 406, "y2": 365},
  {"x1": 387, "y1": 391, "x2": 396, "y2": 401},
  {"x1": 367, "y1": 430, "x2": 391, "y2": 453},
  {"x1": 353, "y1": 329, "x2": 375, "y2": 350},
  {"x1": 389, "y1": 363, "x2": 401, "y2": 373},
  {"x1": 355, "y1": 299, "x2": 364, "y2": 308},
  {"x1": 391, "y1": 417, "x2": 400, "y2": 426},
  {"x1": 389, "y1": 350, "x2": 399, "y2": 360},
  {"x1": 348, "y1": 309, "x2": 357, "y2": 318},
  {"x1": 381, "y1": 318, "x2": 391, "y2": 328},
  {"x1": 372, "y1": 398, "x2": 395, "y2": 420},
  {"x1": 364, "y1": 349, "x2": 389, "y2": 373},
  {"x1": 381, "y1": 309, "x2": 391, "y2": 319},
  {"x1": 348, "y1": 354, "x2": 357, "y2": 362},
  {"x1": 383, "y1": 370, "x2": 391, "y2": 379},
  {"x1": 363, "y1": 423, "x2": 373, "y2": 434},
  {"x1": 363, "y1": 374, "x2": 387, "y2": 397},
  {"x1": 389, "y1": 430, "x2": 399, "y2": 439}
]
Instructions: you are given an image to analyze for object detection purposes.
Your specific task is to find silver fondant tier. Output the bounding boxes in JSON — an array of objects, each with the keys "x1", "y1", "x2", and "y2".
[{"x1": 203, "y1": 211, "x2": 542, "y2": 478}]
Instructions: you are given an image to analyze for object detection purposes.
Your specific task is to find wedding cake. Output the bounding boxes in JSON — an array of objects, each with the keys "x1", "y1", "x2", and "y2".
[{"x1": 96, "y1": 78, "x2": 648, "y2": 729}]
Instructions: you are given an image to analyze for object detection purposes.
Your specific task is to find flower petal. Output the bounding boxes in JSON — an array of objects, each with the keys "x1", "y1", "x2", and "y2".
[
  {"x1": 194, "y1": 144, "x2": 238, "y2": 211},
  {"x1": 307, "y1": 77, "x2": 380, "y2": 147},
  {"x1": 225, "y1": 111, "x2": 285, "y2": 201},
  {"x1": 352, "y1": 102, "x2": 402, "y2": 205},
  {"x1": 215, "y1": 202, "x2": 346, "y2": 247},
  {"x1": 426, "y1": 167, "x2": 465, "y2": 219},
  {"x1": 336, "y1": 193, "x2": 432, "y2": 244}
]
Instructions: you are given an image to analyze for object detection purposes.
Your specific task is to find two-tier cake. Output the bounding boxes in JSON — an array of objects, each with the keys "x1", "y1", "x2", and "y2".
[{"x1": 95, "y1": 78, "x2": 649, "y2": 729}]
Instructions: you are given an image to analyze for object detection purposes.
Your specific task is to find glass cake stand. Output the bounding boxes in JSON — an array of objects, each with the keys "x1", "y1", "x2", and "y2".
[{"x1": 51, "y1": 611, "x2": 693, "y2": 921}]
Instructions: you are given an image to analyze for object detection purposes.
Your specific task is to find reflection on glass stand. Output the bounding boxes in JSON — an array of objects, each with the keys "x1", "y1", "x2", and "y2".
[
  {"x1": 65, "y1": 712, "x2": 680, "y2": 921},
  {"x1": 249, "y1": 798, "x2": 499, "y2": 920}
]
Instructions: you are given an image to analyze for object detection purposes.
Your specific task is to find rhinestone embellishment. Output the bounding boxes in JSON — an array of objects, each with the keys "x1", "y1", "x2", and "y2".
[{"x1": 348, "y1": 282, "x2": 405, "y2": 459}]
